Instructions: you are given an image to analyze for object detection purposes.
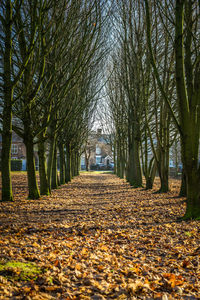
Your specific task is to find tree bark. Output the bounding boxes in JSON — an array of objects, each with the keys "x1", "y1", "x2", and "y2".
[
  {"x1": 146, "y1": 159, "x2": 157, "y2": 190},
  {"x1": 75, "y1": 152, "x2": 80, "y2": 176},
  {"x1": 128, "y1": 140, "x2": 142, "y2": 187},
  {"x1": 51, "y1": 143, "x2": 58, "y2": 189},
  {"x1": 65, "y1": 143, "x2": 72, "y2": 183},
  {"x1": 59, "y1": 143, "x2": 65, "y2": 184},
  {"x1": 24, "y1": 136, "x2": 40, "y2": 199},
  {"x1": 179, "y1": 168, "x2": 186, "y2": 197},
  {"x1": 158, "y1": 147, "x2": 169, "y2": 193},
  {"x1": 175, "y1": 0, "x2": 200, "y2": 219},
  {"x1": 1, "y1": 108, "x2": 13, "y2": 201},
  {"x1": 113, "y1": 142, "x2": 117, "y2": 174},
  {"x1": 38, "y1": 139, "x2": 50, "y2": 195},
  {"x1": 84, "y1": 149, "x2": 90, "y2": 171},
  {"x1": 185, "y1": 168, "x2": 200, "y2": 218},
  {"x1": 128, "y1": 122, "x2": 142, "y2": 187},
  {"x1": 116, "y1": 140, "x2": 121, "y2": 177},
  {"x1": 1, "y1": 0, "x2": 13, "y2": 202},
  {"x1": 71, "y1": 150, "x2": 75, "y2": 177},
  {"x1": 47, "y1": 135, "x2": 55, "y2": 191}
]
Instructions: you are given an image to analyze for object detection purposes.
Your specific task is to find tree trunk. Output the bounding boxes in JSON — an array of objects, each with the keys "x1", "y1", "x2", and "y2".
[
  {"x1": 159, "y1": 172, "x2": 169, "y2": 193},
  {"x1": 145, "y1": 178, "x2": 152, "y2": 190},
  {"x1": 51, "y1": 144, "x2": 58, "y2": 189},
  {"x1": 24, "y1": 136, "x2": 40, "y2": 199},
  {"x1": 184, "y1": 167, "x2": 200, "y2": 219},
  {"x1": 175, "y1": 1, "x2": 200, "y2": 219},
  {"x1": 128, "y1": 140, "x2": 142, "y2": 187},
  {"x1": 181, "y1": 130, "x2": 200, "y2": 218},
  {"x1": 63, "y1": 146, "x2": 66, "y2": 179},
  {"x1": 57, "y1": 171, "x2": 60, "y2": 186},
  {"x1": 145, "y1": 159, "x2": 157, "y2": 190},
  {"x1": 128, "y1": 122, "x2": 142, "y2": 187},
  {"x1": 141, "y1": 128, "x2": 157, "y2": 190},
  {"x1": 120, "y1": 147, "x2": 125, "y2": 179},
  {"x1": 1, "y1": 112, "x2": 13, "y2": 201},
  {"x1": 71, "y1": 150, "x2": 75, "y2": 177},
  {"x1": 38, "y1": 139, "x2": 50, "y2": 195},
  {"x1": 179, "y1": 168, "x2": 186, "y2": 197},
  {"x1": 65, "y1": 143, "x2": 72, "y2": 183},
  {"x1": 47, "y1": 136, "x2": 55, "y2": 191},
  {"x1": 1, "y1": 1, "x2": 13, "y2": 202},
  {"x1": 84, "y1": 150, "x2": 90, "y2": 171},
  {"x1": 158, "y1": 149, "x2": 169, "y2": 193},
  {"x1": 116, "y1": 139, "x2": 122, "y2": 178},
  {"x1": 113, "y1": 143, "x2": 117, "y2": 174},
  {"x1": 75, "y1": 153, "x2": 80, "y2": 176},
  {"x1": 85, "y1": 152, "x2": 89, "y2": 171},
  {"x1": 59, "y1": 143, "x2": 65, "y2": 184}
]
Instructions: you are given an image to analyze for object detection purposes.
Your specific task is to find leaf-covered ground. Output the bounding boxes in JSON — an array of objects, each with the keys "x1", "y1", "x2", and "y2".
[{"x1": 0, "y1": 172, "x2": 199, "y2": 299}]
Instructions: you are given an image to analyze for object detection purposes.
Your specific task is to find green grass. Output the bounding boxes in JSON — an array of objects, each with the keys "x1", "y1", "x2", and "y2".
[
  {"x1": 0, "y1": 261, "x2": 42, "y2": 281},
  {"x1": 80, "y1": 170, "x2": 114, "y2": 174}
]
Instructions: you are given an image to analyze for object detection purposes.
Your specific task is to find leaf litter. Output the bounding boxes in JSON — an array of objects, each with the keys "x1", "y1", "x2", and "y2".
[{"x1": 0, "y1": 172, "x2": 200, "y2": 299}]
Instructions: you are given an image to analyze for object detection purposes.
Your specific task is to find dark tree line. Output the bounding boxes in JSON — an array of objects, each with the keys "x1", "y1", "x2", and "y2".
[
  {"x1": 0, "y1": 0, "x2": 107, "y2": 201},
  {"x1": 104, "y1": 0, "x2": 200, "y2": 220}
]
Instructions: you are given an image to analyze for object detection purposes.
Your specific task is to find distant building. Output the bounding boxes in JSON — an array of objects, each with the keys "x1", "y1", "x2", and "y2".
[
  {"x1": 81, "y1": 128, "x2": 114, "y2": 170},
  {"x1": 0, "y1": 132, "x2": 38, "y2": 171}
]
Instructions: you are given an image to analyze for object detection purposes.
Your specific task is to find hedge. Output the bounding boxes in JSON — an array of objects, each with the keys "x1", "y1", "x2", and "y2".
[{"x1": 11, "y1": 159, "x2": 22, "y2": 171}]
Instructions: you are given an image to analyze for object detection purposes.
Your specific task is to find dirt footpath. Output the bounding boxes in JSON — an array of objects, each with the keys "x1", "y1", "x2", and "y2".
[{"x1": 0, "y1": 172, "x2": 199, "y2": 299}]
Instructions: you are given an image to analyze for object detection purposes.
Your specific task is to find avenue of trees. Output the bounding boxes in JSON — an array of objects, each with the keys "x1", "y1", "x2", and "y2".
[
  {"x1": 104, "y1": 0, "x2": 200, "y2": 219},
  {"x1": 0, "y1": 0, "x2": 200, "y2": 220},
  {"x1": 0, "y1": 0, "x2": 107, "y2": 200}
]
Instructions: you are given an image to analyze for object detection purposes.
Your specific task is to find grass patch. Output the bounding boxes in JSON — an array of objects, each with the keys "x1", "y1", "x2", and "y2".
[
  {"x1": 81, "y1": 170, "x2": 114, "y2": 174},
  {"x1": 0, "y1": 261, "x2": 42, "y2": 281}
]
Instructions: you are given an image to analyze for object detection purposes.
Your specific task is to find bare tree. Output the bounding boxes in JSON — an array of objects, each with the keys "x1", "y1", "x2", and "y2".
[{"x1": 145, "y1": 0, "x2": 200, "y2": 219}]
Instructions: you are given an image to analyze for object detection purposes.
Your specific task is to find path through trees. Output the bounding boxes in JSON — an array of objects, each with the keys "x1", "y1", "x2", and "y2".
[
  {"x1": 0, "y1": 172, "x2": 199, "y2": 298},
  {"x1": 1, "y1": 0, "x2": 200, "y2": 220}
]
